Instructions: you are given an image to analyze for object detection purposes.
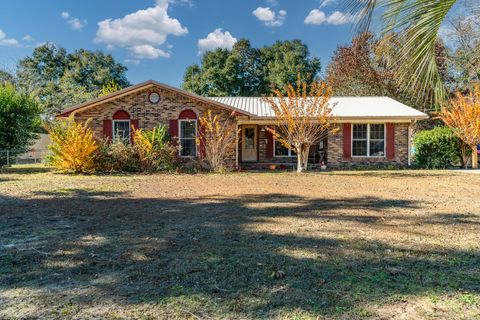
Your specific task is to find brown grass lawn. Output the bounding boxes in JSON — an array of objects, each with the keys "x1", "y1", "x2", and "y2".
[{"x1": 1, "y1": 166, "x2": 479, "y2": 319}]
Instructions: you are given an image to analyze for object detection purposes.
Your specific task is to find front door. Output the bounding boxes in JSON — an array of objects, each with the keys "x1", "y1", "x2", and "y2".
[{"x1": 242, "y1": 125, "x2": 258, "y2": 162}]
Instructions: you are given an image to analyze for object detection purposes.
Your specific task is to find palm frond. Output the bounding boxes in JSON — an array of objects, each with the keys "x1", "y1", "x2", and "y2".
[{"x1": 346, "y1": 0, "x2": 457, "y2": 110}]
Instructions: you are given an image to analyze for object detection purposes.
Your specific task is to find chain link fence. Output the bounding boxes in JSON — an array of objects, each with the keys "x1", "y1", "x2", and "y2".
[{"x1": 0, "y1": 149, "x2": 49, "y2": 167}]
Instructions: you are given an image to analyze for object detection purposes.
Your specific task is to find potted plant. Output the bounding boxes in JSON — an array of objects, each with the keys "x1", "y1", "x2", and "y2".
[{"x1": 320, "y1": 161, "x2": 327, "y2": 170}]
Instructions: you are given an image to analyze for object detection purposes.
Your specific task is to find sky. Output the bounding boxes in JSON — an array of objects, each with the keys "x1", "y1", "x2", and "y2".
[{"x1": 0, "y1": 0, "x2": 400, "y2": 87}]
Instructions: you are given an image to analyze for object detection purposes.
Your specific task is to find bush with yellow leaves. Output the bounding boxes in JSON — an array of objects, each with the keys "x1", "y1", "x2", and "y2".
[{"x1": 46, "y1": 117, "x2": 98, "y2": 173}]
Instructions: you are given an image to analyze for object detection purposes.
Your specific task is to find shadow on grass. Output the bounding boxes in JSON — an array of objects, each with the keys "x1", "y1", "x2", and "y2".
[
  {"x1": 1, "y1": 191, "x2": 479, "y2": 318},
  {"x1": 328, "y1": 170, "x2": 459, "y2": 178},
  {"x1": 0, "y1": 177, "x2": 18, "y2": 183}
]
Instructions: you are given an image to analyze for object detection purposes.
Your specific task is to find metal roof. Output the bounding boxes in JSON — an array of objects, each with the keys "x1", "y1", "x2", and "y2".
[{"x1": 208, "y1": 96, "x2": 428, "y2": 119}]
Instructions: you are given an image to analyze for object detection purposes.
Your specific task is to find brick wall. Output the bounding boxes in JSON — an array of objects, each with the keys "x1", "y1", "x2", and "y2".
[
  {"x1": 328, "y1": 123, "x2": 411, "y2": 167},
  {"x1": 72, "y1": 85, "x2": 238, "y2": 167},
  {"x1": 73, "y1": 86, "x2": 232, "y2": 138}
]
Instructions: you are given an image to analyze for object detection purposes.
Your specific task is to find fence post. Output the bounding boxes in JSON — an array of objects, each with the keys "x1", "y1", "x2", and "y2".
[{"x1": 6, "y1": 150, "x2": 10, "y2": 167}]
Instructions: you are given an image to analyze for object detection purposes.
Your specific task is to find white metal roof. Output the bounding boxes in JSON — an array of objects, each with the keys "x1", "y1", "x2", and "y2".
[{"x1": 208, "y1": 96, "x2": 428, "y2": 119}]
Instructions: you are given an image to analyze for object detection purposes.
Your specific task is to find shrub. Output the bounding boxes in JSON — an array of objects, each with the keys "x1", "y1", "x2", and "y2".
[
  {"x1": 95, "y1": 140, "x2": 138, "y2": 172},
  {"x1": 197, "y1": 110, "x2": 237, "y2": 172},
  {"x1": 132, "y1": 125, "x2": 177, "y2": 172},
  {"x1": 0, "y1": 83, "x2": 42, "y2": 165},
  {"x1": 46, "y1": 117, "x2": 98, "y2": 173},
  {"x1": 413, "y1": 127, "x2": 462, "y2": 169}
]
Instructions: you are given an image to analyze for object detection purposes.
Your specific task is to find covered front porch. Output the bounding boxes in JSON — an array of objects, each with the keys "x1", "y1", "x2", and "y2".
[{"x1": 236, "y1": 123, "x2": 328, "y2": 171}]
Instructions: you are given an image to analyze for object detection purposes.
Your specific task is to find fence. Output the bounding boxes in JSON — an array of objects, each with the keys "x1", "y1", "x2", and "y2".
[{"x1": 0, "y1": 149, "x2": 49, "y2": 167}]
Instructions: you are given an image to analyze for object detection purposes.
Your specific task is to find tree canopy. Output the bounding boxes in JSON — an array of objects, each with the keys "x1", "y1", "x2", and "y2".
[
  {"x1": 326, "y1": 33, "x2": 451, "y2": 111},
  {"x1": 346, "y1": 0, "x2": 458, "y2": 108},
  {"x1": 182, "y1": 39, "x2": 321, "y2": 96},
  {"x1": 17, "y1": 43, "x2": 130, "y2": 116}
]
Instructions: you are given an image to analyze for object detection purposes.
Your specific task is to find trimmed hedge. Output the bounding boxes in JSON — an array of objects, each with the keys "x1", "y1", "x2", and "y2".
[{"x1": 413, "y1": 127, "x2": 461, "y2": 169}]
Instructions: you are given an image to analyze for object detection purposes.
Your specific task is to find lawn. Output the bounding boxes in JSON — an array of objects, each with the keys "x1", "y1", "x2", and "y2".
[{"x1": 0, "y1": 166, "x2": 479, "y2": 319}]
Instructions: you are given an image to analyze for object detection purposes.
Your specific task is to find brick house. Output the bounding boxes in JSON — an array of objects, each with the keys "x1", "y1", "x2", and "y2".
[{"x1": 58, "y1": 80, "x2": 428, "y2": 169}]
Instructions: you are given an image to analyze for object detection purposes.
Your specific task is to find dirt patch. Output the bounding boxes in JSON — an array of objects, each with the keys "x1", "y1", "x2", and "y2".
[{"x1": 0, "y1": 166, "x2": 479, "y2": 319}]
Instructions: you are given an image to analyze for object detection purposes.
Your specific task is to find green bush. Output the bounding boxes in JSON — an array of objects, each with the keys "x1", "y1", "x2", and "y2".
[
  {"x1": 95, "y1": 140, "x2": 138, "y2": 172},
  {"x1": 0, "y1": 83, "x2": 42, "y2": 165},
  {"x1": 413, "y1": 127, "x2": 462, "y2": 169}
]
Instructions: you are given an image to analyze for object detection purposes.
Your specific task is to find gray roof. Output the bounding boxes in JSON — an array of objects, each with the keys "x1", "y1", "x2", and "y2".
[{"x1": 208, "y1": 96, "x2": 428, "y2": 119}]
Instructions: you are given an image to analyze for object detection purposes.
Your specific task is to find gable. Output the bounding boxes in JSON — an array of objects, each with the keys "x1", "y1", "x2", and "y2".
[{"x1": 57, "y1": 80, "x2": 250, "y2": 118}]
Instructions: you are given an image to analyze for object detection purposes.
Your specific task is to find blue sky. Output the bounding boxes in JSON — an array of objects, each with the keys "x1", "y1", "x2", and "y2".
[{"x1": 0, "y1": 0, "x2": 363, "y2": 86}]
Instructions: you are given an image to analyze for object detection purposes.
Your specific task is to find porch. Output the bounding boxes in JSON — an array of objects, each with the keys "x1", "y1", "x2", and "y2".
[{"x1": 236, "y1": 124, "x2": 328, "y2": 171}]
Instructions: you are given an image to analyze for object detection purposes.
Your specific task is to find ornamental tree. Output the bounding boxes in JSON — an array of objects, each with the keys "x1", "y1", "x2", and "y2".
[
  {"x1": 197, "y1": 110, "x2": 238, "y2": 172},
  {"x1": 263, "y1": 78, "x2": 338, "y2": 172},
  {"x1": 440, "y1": 84, "x2": 480, "y2": 168}
]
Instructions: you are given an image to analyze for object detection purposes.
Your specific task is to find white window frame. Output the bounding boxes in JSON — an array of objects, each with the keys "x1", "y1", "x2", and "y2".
[
  {"x1": 272, "y1": 127, "x2": 296, "y2": 158},
  {"x1": 179, "y1": 119, "x2": 198, "y2": 158},
  {"x1": 351, "y1": 123, "x2": 386, "y2": 158},
  {"x1": 273, "y1": 137, "x2": 296, "y2": 157},
  {"x1": 112, "y1": 120, "x2": 131, "y2": 142}
]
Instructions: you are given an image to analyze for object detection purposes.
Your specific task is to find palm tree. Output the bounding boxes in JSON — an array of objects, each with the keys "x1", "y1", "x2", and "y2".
[{"x1": 347, "y1": 0, "x2": 458, "y2": 109}]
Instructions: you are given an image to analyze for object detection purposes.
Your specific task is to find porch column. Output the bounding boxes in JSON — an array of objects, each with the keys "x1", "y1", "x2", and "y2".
[{"x1": 235, "y1": 123, "x2": 239, "y2": 169}]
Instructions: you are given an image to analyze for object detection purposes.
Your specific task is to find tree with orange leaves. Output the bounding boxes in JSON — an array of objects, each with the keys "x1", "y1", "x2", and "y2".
[
  {"x1": 440, "y1": 84, "x2": 480, "y2": 168},
  {"x1": 263, "y1": 78, "x2": 338, "y2": 172},
  {"x1": 197, "y1": 110, "x2": 238, "y2": 172}
]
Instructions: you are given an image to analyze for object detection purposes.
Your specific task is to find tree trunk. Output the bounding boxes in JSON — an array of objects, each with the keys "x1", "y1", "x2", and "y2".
[
  {"x1": 472, "y1": 145, "x2": 478, "y2": 169},
  {"x1": 460, "y1": 142, "x2": 469, "y2": 169},
  {"x1": 296, "y1": 144, "x2": 310, "y2": 173}
]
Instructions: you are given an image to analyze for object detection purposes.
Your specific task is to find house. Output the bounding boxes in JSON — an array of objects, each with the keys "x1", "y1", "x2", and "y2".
[{"x1": 58, "y1": 80, "x2": 428, "y2": 169}]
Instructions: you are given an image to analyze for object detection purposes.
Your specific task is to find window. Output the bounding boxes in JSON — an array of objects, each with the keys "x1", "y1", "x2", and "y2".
[
  {"x1": 244, "y1": 127, "x2": 255, "y2": 149},
  {"x1": 179, "y1": 120, "x2": 197, "y2": 157},
  {"x1": 273, "y1": 127, "x2": 296, "y2": 157},
  {"x1": 352, "y1": 124, "x2": 385, "y2": 157},
  {"x1": 113, "y1": 120, "x2": 130, "y2": 142}
]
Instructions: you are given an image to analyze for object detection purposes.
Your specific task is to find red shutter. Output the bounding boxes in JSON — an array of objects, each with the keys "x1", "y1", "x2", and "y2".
[
  {"x1": 131, "y1": 120, "x2": 139, "y2": 132},
  {"x1": 130, "y1": 120, "x2": 139, "y2": 144},
  {"x1": 103, "y1": 120, "x2": 112, "y2": 141},
  {"x1": 342, "y1": 123, "x2": 352, "y2": 160},
  {"x1": 386, "y1": 123, "x2": 395, "y2": 160},
  {"x1": 266, "y1": 129, "x2": 274, "y2": 159},
  {"x1": 169, "y1": 119, "x2": 178, "y2": 145}
]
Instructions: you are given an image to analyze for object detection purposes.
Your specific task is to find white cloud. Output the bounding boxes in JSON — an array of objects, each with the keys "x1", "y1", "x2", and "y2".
[
  {"x1": 252, "y1": 7, "x2": 286, "y2": 27},
  {"x1": 124, "y1": 59, "x2": 141, "y2": 65},
  {"x1": 130, "y1": 44, "x2": 170, "y2": 59},
  {"x1": 23, "y1": 34, "x2": 33, "y2": 42},
  {"x1": 305, "y1": 9, "x2": 353, "y2": 25},
  {"x1": 61, "y1": 11, "x2": 87, "y2": 30},
  {"x1": 95, "y1": 0, "x2": 188, "y2": 60},
  {"x1": 319, "y1": 0, "x2": 336, "y2": 8},
  {"x1": 169, "y1": 0, "x2": 193, "y2": 7},
  {"x1": 70, "y1": 18, "x2": 87, "y2": 30},
  {"x1": 0, "y1": 29, "x2": 19, "y2": 47},
  {"x1": 266, "y1": 0, "x2": 279, "y2": 6},
  {"x1": 198, "y1": 28, "x2": 237, "y2": 53}
]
